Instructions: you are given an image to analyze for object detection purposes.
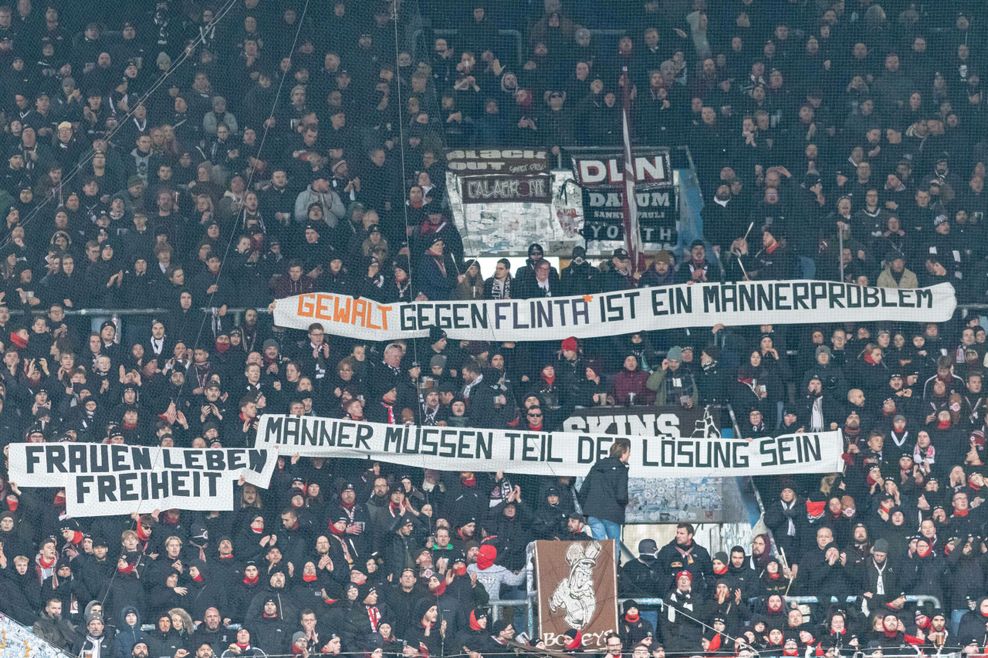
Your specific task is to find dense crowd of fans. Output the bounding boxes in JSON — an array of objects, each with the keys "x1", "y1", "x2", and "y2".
[{"x1": 0, "y1": 0, "x2": 986, "y2": 656}]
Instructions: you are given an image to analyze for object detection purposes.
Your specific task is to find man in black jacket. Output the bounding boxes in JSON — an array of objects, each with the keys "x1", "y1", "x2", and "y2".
[
  {"x1": 654, "y1": 524, "x2": 714, "y2": 596},
  {"x1": 577, "y1": 438, "x2": 630, "y2": 540},
  {"x1": 32, "y1": 597, "x2": 75, "y2": 650},
  {"x1": 72, "y1": 615, "x2": 114, "y2": 657}
]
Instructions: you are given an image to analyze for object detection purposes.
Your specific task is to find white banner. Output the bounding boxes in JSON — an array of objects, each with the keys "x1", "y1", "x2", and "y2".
[
  {"x1": 255, "y1": 414, "x2": 845, "y2": 478},
  {"x1": 7, "y1": 444, "x2": 278, "y2": 517},
  {"x1": 272, "y1": 281, "x2": 956, "y2": 342}
]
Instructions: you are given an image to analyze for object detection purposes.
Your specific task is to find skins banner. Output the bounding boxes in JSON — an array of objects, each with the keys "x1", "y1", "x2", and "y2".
[
  {"x1": 7, "y1": 444, "x2": 278, "y2": 517},
  {"x1": 254, "y1": 414, "x2": 846, "y2": 478},
  {"x1": 271, "y1": 281, "x2": 957, "y2": 342},
  {"x1": 536, "y1": 539, "x2": 618, "y2": 650}
]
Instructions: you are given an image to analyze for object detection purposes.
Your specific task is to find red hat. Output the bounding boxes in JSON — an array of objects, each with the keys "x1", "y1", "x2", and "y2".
[
  {"x1": 9, "y1": 331, "x2": 27, "y2": 349},
  {"x1": 675, "y1": 570, "x2": 692, "y2": 582},
  {"x1": 561, "y1": 336, "x2": 578, "y2": 353},
  {"x1": 477, "y1": 544, "x2": 498, "y2": 570}
]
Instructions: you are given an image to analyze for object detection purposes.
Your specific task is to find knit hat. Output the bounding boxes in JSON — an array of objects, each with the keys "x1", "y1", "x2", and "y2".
[
  {"x1": 561, "y1": 336, "x2": 578, "y2": 353},
  {"x1": 816, "y1": 345, "x2": 832, "y2": 357},
  {"x1": 477, "y1": 544, "x2": 498, "y2": 570},
  {"x1": 675, "y1": 570, "x2": 692, "y2": 582},
  {"x1": 429, "y1": 326, "x2": 447, "y2": 343},
  {"x1": 654, "y1": 250, "x2": 674, "y2": 265}
]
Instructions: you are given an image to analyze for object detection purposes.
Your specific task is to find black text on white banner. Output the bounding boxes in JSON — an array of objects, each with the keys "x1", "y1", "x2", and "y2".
[
  {"x1": 255, "y1": 415, "x2": 846, "y2": 478},
  {"x1": 273, "y1": 281, "x2": 957, "y2": 342}
]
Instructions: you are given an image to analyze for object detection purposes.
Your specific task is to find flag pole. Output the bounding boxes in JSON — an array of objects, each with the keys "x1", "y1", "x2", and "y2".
[{"x1": 619, "y1": 65, "x2": 643, "y2": 274}]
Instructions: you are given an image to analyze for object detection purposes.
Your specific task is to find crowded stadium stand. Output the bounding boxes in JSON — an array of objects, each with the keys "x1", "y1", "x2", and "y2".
[{"x1": 1, "y1": 0, "x2": 988, "y2": 657}]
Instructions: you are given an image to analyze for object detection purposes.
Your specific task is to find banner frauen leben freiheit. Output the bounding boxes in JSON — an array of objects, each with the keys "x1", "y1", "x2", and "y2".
[
  {"x1": 7, "y1": 444, "x2": 278, "y2": 517},
  {"x1": 255, "y1": 414, "x2": 845, "y2": 479},
  {"x1": 271, "y1": 281, "x2": 956, "y2": 342}
]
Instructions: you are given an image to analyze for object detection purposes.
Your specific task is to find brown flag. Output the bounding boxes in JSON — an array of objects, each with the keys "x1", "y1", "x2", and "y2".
[{"x1": 535, "y1": 539, "x2": 618, "y2": 651}]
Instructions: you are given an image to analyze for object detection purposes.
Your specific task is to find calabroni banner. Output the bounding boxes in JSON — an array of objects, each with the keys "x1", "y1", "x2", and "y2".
[
  {"x1": 536, "y1": 540, "x2": 618, "y2": 650},
  {"x1": 255, "y1": 414, "x2": 845, "y2": 478},
  {"x1": 7, "y1": 444, "x2": 278, "y2": 517},
  {"x1": 271, "y1": 281, "x2": 957, "y2": 342}
]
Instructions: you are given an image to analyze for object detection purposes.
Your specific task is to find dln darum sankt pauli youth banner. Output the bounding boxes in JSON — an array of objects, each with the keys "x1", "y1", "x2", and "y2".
[
  {"x1": 255, "y1": 414, "x2": 845, "y2": 478},
  {"x1": 7, "y1": 444, "x2": 278, "y2": 517},
  {"x1": 271, "y1": 281, "x2": 957, "y2": 342}
]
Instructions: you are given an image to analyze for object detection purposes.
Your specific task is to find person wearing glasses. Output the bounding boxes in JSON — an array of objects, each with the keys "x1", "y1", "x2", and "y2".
[{"x1": 523, "y1": 406, "x2": 545, "y2": 432}]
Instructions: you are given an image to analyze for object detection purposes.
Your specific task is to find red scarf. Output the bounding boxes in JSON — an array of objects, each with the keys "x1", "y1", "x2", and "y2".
[
  {"x1": 707, "y1": 635, "x2": 722, "y2": 653},
  {"x1": 367, "y1": 606, "x2": 381, "y2": 632},
  {"x1": 235, "y1": 642, "x2": 250, "y2": 651},
  {"x1": 243, "y1": 574, "x2": 259, "y2": 586},
  {"x1": 329, "y1": 523, "x2": 346, "y2": 536},
  {"x1": 192, "y1": 572, "x2": 204, "y2": 583},
  {"x1": 117, "y1": 561, "x2": 136, "y2": 575},
  {"x1": 137, "y1": 524, "x2": 151, "y2": 541},
  {"x1": 768, "y1": 572, "x2": 781, "y2": 580},
  {"x1": 38, "y1": 555, "x2": 55, "y2": 569},
  {"x1": 461, "y1": 475, "x2": 476, "y2": 488},
  {"x1": 937, "y1": 419, "x2": 951, "y2": 429},
  {"x1": 624, "y1": 612, "x2": 640, "y2": 623},
  {"x1": 954, "y1": 507, "x2": 970, "y2": 517},
  {"x1": 303, "y1": 573, "x2": 318, "y2": 583},
  {"x1": 713, "y1": 564, "x2": 728, "y2": 576}
]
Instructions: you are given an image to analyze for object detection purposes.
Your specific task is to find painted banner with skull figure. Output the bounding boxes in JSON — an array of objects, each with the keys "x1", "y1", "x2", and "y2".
[{"x1": 536, "y1": 540, "x2": 618, "y2": 650}]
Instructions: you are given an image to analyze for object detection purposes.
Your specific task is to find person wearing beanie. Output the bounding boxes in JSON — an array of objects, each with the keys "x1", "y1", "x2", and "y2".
[
  {"x1": 697, "y1": 344, "x2": 728, "y2": 404},
  {"x1": 661, "y1": 570, "x2": 703, "y2": 654},
  {"x1": 468, "y1": 542, "x2": 526, "y2": 602},
  {"x1": 458, "y1": 607, "x2": 490, "y2": 652},
  {"x1": 640, "y1": 250, "x2": 676, "y2": 287},
  {"x1": 253, "y1": 596, "x2": 290, "y2": 655},
  {"x1": 516, "y1": 242, "x2": 553, "y2": 290},
  {"x1": 560, "y1": 628, "x2": 584, "y2": 653},
  {"x1": 560, "y1": 245, "x2": 597, "y2": 296},
  {"x1": 556, "y1": 336, "x2": 584, "y2": 405},
  {"x1": 71, "y1": 614, "x2": 113, "y2": 657},
  {"x1": 620, "y1": 599, "x2": 654, "y2": 648}
]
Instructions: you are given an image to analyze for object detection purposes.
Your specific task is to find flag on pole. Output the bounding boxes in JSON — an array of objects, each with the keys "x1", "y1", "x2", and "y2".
[{"x1": 619, "y1": 65, "x2": 642, "y2": 271}]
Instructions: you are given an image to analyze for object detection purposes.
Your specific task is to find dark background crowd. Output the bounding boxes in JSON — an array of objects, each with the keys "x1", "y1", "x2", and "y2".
[{"x1": 0, "y1": 0, "x2": 986, "y2": 657}]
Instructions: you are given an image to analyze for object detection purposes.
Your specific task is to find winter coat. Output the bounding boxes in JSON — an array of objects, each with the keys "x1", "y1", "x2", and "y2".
[
  {"x1": 577, "y1": 455, "x2": 629, "y2": 524},
  {"x1": 113, "y1": 605, "x2": 149, "y2": 658}
]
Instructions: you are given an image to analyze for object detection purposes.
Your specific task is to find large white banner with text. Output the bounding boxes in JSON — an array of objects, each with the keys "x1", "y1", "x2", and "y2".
[{"x1": 272, "y1": 281, "x2": 956, "y2": 342}]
